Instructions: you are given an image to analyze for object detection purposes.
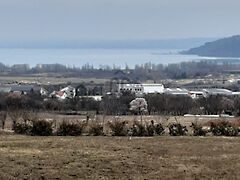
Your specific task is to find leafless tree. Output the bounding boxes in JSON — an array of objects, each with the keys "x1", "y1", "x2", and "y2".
[
  {"x1": 0, "y1": 112, "x2": 7, "y2": 130},
  {"x1": 8, "y1": 110, "x2": 23, "y2": 129},
  {"x1": 22, "y1": 111, "x2": 38, "y2": 124}
]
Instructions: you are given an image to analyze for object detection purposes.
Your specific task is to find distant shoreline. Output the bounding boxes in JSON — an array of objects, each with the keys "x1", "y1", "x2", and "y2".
[{"x1": 0, "y1": 48, "x2": 201, "y2": 68}]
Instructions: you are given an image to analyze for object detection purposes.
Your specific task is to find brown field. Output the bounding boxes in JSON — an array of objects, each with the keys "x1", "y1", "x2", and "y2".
[
  {"x1": 0, "y1": 135, "x2": 239, "y2": 180},
  {"x1": 0, "y1": 75, "x2": 109, "y2": 85}
]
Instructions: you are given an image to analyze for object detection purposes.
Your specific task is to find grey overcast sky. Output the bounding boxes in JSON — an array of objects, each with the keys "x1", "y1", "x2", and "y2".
[{"x1": 0, "y1": 0, "x2": 240, "y2": 40}]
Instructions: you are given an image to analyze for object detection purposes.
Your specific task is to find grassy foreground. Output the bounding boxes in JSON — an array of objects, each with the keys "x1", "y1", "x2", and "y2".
[{"x1": 0, "y1": 135, "x2": 239, "y2": 180}]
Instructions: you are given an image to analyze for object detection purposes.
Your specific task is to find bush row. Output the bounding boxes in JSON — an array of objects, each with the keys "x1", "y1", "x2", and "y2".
[
  {"x1": 13, "y1": 120, "x2": 53, "y2": 136},
  {"x1": 13, "y1": 119, "x2": 240, "y2": 137},
  {"x1": 13, "y1": 120, "x2": 100, "y2": 136}
]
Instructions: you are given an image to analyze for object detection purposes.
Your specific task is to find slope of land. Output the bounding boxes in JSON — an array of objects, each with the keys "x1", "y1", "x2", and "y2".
[
  {"x1": 0, "y1": 135, "x2": 239, "y2": 179},
  {"x1": 182, "y1": 35, "x2": 240, "y2": 57}
]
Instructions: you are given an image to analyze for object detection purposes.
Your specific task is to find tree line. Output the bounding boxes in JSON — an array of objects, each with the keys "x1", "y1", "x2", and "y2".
[
  {"x1": 1, "y1": 91, "x2": 240, "y2": 116},
  {"x1": 1, "y1": 61, "x2": 240, "y2": 81}
]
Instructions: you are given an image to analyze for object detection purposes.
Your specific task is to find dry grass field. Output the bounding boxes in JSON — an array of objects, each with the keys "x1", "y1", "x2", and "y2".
[{"x1": 0, "y1": 135, "x2": 239, "y2": 180}]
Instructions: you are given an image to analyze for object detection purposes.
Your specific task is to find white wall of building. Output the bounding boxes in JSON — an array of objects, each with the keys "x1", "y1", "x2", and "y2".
[
  {"x1": 117, "y1": 83, "x2": 164, "y2": 94},
  {"x1": 142, "y1": 84, "x2": 164, "y2": 94}
]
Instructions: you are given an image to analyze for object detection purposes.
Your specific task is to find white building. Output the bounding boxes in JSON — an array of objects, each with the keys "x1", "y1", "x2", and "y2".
[
  {"x1": 117, "y1": 83, "x2": 164, "y2": 94},
  {"x1": 164, "y1": 88, "x2": 189, "y2": 96},
  {"x1": 49, "y1": 86, "x2": 76, "y2": 100},
  {"x1": 188, "y1": 91, "x2": 204, "y2": 99},
  {"x1": 50, "y1": 91, "x2": 67, "y2": 100},
  {"x1": 60, "y1": 86, "x2": 76, "y2": 98},
  {"x1": 80, "y1": 96, "x2": 103, "y2": 101},
  {"x1": 202, "y1": 89, "x2": 233, "y2": 97},
  {"x1": 142, "y1": 84, "x2": 165, "y2": 94}
]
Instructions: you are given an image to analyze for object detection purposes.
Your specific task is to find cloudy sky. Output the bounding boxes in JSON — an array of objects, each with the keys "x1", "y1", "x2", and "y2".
[{"x1": 0, "y1": 0, "x2": 240, "y2": 41}]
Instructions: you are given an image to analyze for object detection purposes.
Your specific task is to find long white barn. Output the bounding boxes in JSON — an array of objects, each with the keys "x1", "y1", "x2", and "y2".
[{"x1": 117, "y1": 83, "x2": 164, "y2": 94}]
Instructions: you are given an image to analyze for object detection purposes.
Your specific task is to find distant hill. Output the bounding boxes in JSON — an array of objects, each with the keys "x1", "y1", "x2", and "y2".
[{"x1": 182, "y1": 35, "x2": 240, "y2": 57}]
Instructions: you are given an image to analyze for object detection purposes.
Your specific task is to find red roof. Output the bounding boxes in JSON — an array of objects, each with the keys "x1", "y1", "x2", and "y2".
[
  {"x1": 55, "y1": 91, "x2": 64, "y2": 96},
  {"x1": 8, "y1": 92, "x2": 22, "y2": 97}
]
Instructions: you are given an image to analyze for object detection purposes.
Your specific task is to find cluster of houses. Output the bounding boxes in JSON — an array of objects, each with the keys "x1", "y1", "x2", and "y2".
[
  {"x1": 0, "y1": 85, "x2": 48, "y2": 97},
  {"x1": 0, "y1": 83, "x2": 240, "y2": 101},
  {"x1": 0, "y1": 84, "x2": 103, "y2": 101},
  {"x1": 0, "y1": 85, "x2": 76, "y2": 100}
]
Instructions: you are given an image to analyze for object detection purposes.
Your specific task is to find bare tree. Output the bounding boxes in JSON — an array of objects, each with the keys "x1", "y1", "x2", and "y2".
[
  {"x1": 22, "y1": 111, "x2": 38, "y2": 124},
  {"x1": 0, "y1": 112, "x2": 7, "y2": 130},
  {"x1": 8, "y1": 110, "x2": 23, "y2": 129}
]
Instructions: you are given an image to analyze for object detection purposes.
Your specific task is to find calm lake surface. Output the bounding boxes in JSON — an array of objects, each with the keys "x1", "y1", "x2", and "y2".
[{"x1": 0, "y1": 48, "x2": 209, "y2": 68}]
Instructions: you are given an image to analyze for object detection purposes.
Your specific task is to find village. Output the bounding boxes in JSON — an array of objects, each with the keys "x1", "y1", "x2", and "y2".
[
  {"x1": 1, "y1": 78, "x2": 240, "y2": 180},
  {"x1": 1, "y1": 80, "x2": 240, "y2": 101}
]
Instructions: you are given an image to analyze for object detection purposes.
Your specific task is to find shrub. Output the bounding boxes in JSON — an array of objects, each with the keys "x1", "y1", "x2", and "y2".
[
  {"x1": 155, "y1": 123, "x2": 165, "y2": 135},
  {"x1": 13, "y1": 123, "x2": 32, "y2": 135},
  {"x1": 131, "y1": 122, "x2": 147, "y2": 136},
  {"x1": 31, "y1": 120, "x2": 53, "y2": 136},
  {"x1": 131, "y1": 123, "x2": 138, "y2": 136},
  {"x1": 210, "y1": 121, "x2": 238, "y2": 136},
  {"x1": 204, "y1": 119, "x2": 222, "y2": 126},
  {"x1": 169, "y1": 123, "x2": 188, "y2": 136},
  {"x1": 57, "y1": 121, "x2": 85, "y2": 136},
  {"x1": 191, "y1": 123, "x2": 207, "y2": 136},
  {"x1": 146, "y1": 122, "x2": 155, "y2": 136},
  {"x1": 108, "y1": 120, "x2": 128, "y2": 136},
  {"x1": 89, "y1": 123, "x2": 104, "y2": 136},
  {"x1": 131, "y1": 120, "x2": 165, "y2": 136},
  {"x1": 229, "y1": 119, "x2": 240, "y2": 128}
]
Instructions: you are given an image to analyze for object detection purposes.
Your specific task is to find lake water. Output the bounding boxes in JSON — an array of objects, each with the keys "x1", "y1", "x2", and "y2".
[{"x1": 0, "y1": 48, "x2": 213, "y2": 68}]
